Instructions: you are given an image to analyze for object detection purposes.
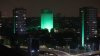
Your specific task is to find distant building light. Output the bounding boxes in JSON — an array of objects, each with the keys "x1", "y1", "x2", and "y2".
[
  {"x1": 0, "y1": 26, "x2": 2, "y2": 27},
  {"x1": 49, "y1": 53, "x2": 54, "y2": 56},
  {"x1": 88, "y1": 44, "x2": 91, "y2": 47},
  {"x1": 24, "y1": 24, "x2": 26, "y2": 25},
  {"x1": 94, "y1": 30, "x2": 97, "y2": 34},
  {"x1": 77, "y1": 31, "x2": 80, "y2": 33},
  {"x1": 88, "y1": 53, "x2": 92, "y2": 56},
  {"x1": 93, "y1": 21, "x2": 96, "y2": 23},
  {"x1": 37, "y1": 50, "x2": 39, "y2": 52},
  {"x1": 16, "y1": 24, "x2": 17, "y2": 25},
  {"x1": 73, "y1": 29, "x2": 76, "y2": 31},
  {"x1": 91, "y1": 29, "x2": 94, "y2": 30},
  {"x1": 16, "y1": 11, "x2": 18, "y2": 13},
  {"x1": 94, "y1": 36, "x2": 97, "y2": 38},
  {"x1": 20, "y1": 29, "x2": 23, "y2": 32},
  {"x1": 23, "y1": 14, "x2": 26, "y2": 17},
  {"x1": 86, "y1": 38, "x2": 89, "y2": 40},
  {"x1": 0, "y1": 36, "x2": 2, "y2": 39},
  {"x1": 39, "y1": 45, "x2": 47, "y2": 49},
  {"x1": 54, "y1": 29, "x2": 58, "y2": 33},
  {"x1": 48, "y1": 48, "x2": 52, "y2": 50},
  {"x1": 31, "y1": 50, "x2": 35, "y2": 53},
  {"x1": 46, "y1": 53, "x2": 49, "y2": 54},
  {"x1": 16, "y1": 16, "x2": 18, "y2": 17},
  {"x1": 86, "y1": 22, "x2": 89, "y2": 23},
  {"x1": 0, "y1": 23, "x2": 2, "y2": 25},
  {"x1": 85, "y1": 44, "x2": 86, "y2": 47},
  {"x1": 81, "y1": 10, "x2": 84, "y2": 12},
  {"x1": 24, "y1": 17, "x2": 26, "y2": 20}
]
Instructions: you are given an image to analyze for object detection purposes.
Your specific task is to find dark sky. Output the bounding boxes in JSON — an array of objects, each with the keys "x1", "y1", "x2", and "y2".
[{"x1": 0, "y1": 0, "x2": 100, "y2": 17}]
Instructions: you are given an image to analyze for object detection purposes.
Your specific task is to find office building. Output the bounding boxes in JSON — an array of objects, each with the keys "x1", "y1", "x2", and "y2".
[
  {"x1": 41, "y1": 9, "x2": 53, "y2": 32},
  {"x1": 13, "y1": 8, "x2": 27, "y2": 35},
  {"x1": 80, "y1": 7, "x2": 97, "y2": 48}
]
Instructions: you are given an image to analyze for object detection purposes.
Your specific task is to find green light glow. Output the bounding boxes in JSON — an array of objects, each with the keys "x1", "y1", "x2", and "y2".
[
  {"x1": 82, "y1": 12, "x2": 84, "y2": 47},
  {"x1": 41, "y1": 9, "x2": 53, "y2": 32}
]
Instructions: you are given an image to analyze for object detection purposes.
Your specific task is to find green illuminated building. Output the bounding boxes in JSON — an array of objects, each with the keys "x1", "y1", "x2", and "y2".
[
  {"x1": 80, "y1": 7, "x2": 97, "y2": 47},
  {"x1": 41, "y1": 9, "x2": 53, "y2": 32},
  {"x1": 80, "y1": 10, "x2": 85, "y2": 47}
]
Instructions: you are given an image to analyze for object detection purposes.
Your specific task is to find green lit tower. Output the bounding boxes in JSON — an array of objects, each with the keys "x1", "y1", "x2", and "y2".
[
  {"x1": 41, "y1": 9, "x2": 53, "y2": 32},
  {"x1": 81, "y1": 10, "x2": 85, "y2": 47},
  {"x1": 80, "y1": 7, "x2": 97, "y2": 48}
]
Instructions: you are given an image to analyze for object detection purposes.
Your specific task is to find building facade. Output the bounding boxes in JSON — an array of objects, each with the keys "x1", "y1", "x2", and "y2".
[
  {"x1": 41, "y1": 9, "x2": 53, "y2": 32},
  {"x1": 13, "y1": 8, "x2": 27, "y2": 35},
  {"x1": 80, "y1": 7, "x2": 98, "y2": 50}
]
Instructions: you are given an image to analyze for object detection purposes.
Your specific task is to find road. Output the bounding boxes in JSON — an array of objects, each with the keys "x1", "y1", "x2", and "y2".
[
  {"x1": 52, "y1": 50, "x2": 71, "y2": 56},
  {"x1": 39, "y1": 48, "x2": 72, "y2": 56},
  {"x1": 4, "y1": 45, "x2": 100, "y2": 56},
  {"x1": 40, "y1": 48, "x2": 100, "y2": 56}
]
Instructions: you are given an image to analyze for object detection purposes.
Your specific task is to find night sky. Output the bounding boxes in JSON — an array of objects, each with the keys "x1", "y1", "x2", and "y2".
[{"x1": 0, "y1": 0, "x2": 100, "y2": 17}]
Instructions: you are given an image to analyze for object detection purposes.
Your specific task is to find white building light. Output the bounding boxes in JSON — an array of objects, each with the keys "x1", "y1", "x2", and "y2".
[{"x1": 16, "y1": 16, "x2": 18, "y2": 17}]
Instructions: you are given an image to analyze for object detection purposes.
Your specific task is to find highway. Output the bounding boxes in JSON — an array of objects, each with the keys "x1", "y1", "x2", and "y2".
[
  {"x1": 40, "y1": 48, "x2": 100, "y2": 56},
  {"x1": 4, "y1": 45, "x2": 100, "y2": 56},
  {"x1": 40, "y1": 48, "x2": 72, "y2": 56},
  {"x1": 52, "y1": 50, "x2": 71, "y2": 56}
]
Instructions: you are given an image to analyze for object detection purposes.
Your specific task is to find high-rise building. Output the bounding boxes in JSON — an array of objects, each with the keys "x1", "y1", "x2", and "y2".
[
  {"x1": 13, "y1": 8, "x2": 27, "y2": 35},
  {"x1": 41, "y1": 9, "x2": 53, "y2": 32},
  {"x1": 80, "y1": 7, "x2": 97, "y2": 47}
]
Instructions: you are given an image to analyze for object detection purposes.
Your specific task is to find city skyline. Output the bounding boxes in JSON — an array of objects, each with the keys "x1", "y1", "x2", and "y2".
[{"x1": 0, "y1": 0, "x2": 100, "y2": 17}]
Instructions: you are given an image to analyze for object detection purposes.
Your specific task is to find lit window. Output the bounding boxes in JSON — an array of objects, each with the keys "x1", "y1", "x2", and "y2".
[
  {"x1": 23, "y1": 14, "x2": 26, "y2": 17},
  {"x1": 0, "y1": 26, "x2": 2, "y2": 27},
  {"x1": 81, "y1": 10, "x2": 84, "y2": 12},
  {"x1": 94, "y1": 30, "x2": 97, "y2": 34},
  {"x1": 16, "y1": 24, "x2": 17, "y2": 25},
  {"x1": 92, "y1": 21, "x2": 96, "y2": 23},
  {"x1": 54, "y1": 29, "x2": 58, "y2": 33},
  {"x1": 0, "y1": 23, "x2": 2, "y2": 27},
  {"x1": 24, "y1": 17, "x2": 26, "y2": 20},
  {"x1": 0, "y1": 23, "x2": 2, "y2": 25},
  {"x1": 31, "y1": 50, "x2": 35, "y2": 53},
  {"x1": 94, "y1": 36, "x2": 97, "y2": 38},
  {"x1": 77, "y1": 31, "x2": 80, "y2": 33},
  {"x1": 16, "y1": 16, "x2": 18, "y2": 17},
  {"x1": 91, "y1": 29, "x2": 94, "y2": 30},
  {"x1": 16, "y1": 11, "x2": 18, "y2": 13},
  {"x1": 49, "y1": 53, "x2": 54, "y2": 56},
  {"x1": 20, "y1": 29, "x2": 23, "y2": 32},
  {"x1": 86, "y1": 38, "x2": 89, "y2": 40},
  {"x1": 86, "y1": 22, "x2": 89, "y2": 23}
]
